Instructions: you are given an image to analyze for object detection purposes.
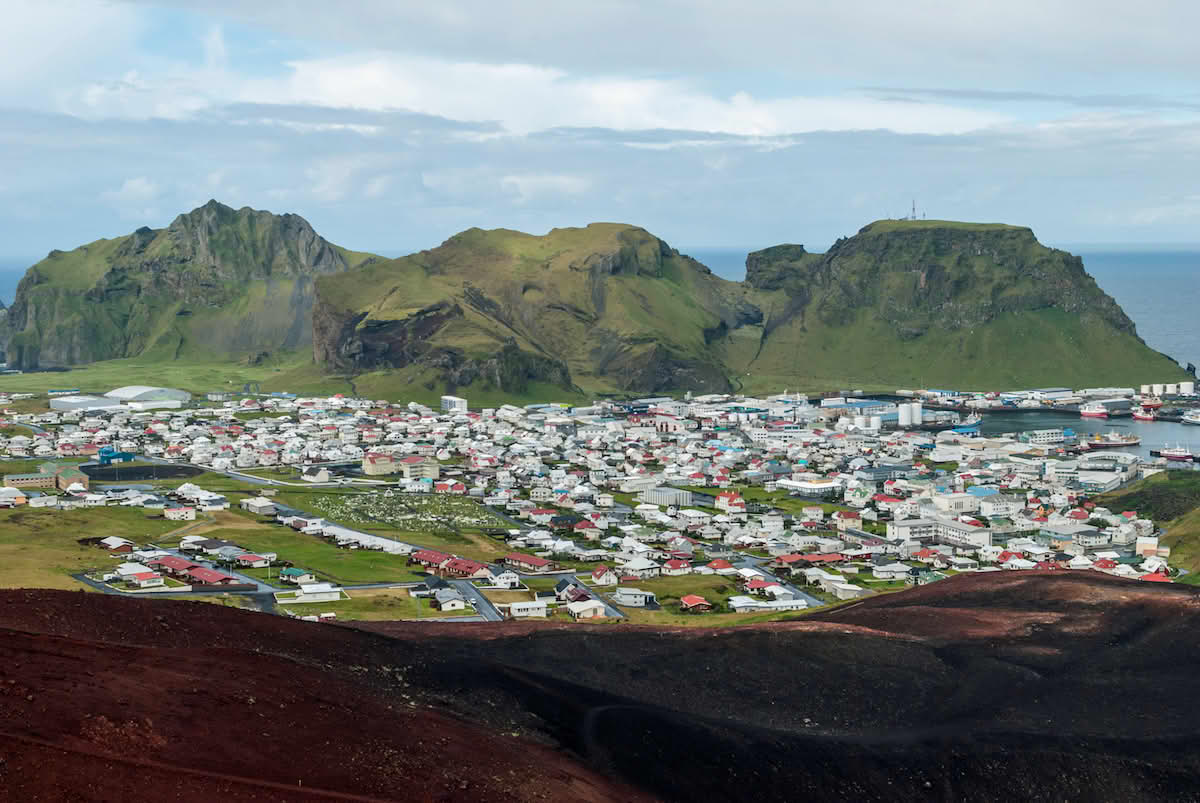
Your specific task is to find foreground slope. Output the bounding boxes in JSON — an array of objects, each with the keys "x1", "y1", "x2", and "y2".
[
  {"x1": 6, "y1": 201, "x2": 376, "y2": 369},
  {"x1": 731, "y1": 220, "x2": 1187, "y2": 390},
  {"x1": 5, "y1": 572, "x2": 1200, "y2": 801},
  {"x1": 312, "y1": 223, "x2": 762, "y2": 395}
]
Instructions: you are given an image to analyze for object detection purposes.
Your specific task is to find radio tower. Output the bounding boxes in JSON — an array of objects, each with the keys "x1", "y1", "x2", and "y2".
[{"x1": 911, "y1": 199, "x2": 917, "y2": 220}]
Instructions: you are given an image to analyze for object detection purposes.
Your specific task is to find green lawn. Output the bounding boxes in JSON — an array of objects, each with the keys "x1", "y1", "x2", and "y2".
[
  {"x1": 0, "y1": 505, "x2": 180, "y2": 589},
  {"x1": 281, "y1": 589, "x2": 468, "y2": 621},
  {"x1": 614, "y1": 573, "x2": 743, "y2": 611},
  {"x1": 184, "y1": 526, "x2": 430, "y2": 585}
]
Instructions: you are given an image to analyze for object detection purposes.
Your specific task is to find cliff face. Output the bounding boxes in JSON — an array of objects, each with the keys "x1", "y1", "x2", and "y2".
[
  {"x1": 312, "y1": 223, "x2": 761, "y2": 394},
  {"x1": 5, "y1": 201, "x2": 372, "y2": 370},
  {"x1": 731, "y1": 220, "x2": 1183, "y2": 390}
]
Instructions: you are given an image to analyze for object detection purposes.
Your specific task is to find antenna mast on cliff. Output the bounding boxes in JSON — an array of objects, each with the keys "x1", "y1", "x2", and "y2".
[{"x1": 911, "y1": 199, "x2": 917, "y2": 220}]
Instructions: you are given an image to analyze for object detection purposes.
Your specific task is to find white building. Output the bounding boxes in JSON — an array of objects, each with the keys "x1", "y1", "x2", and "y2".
[{"x1": 440, "y1": 395, "x2": 468, "y2": 413}]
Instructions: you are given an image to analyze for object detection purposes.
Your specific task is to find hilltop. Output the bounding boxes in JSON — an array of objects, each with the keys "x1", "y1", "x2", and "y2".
[
  {"x1": 6, "y1": 572, "x2": 1200, "y2": 801},
  {"x1": 4, "y1": 201, "x2": 377, "y2": 370},
  {"x1": 727, "y1": 219, "x2": 1187, "y2": 391},
  {"x1": 312, "y1": 223, "x2": 761, "y2": 396},
  {"x1": 5, "y1": 211, "x2": 1186, "y2": 396}
]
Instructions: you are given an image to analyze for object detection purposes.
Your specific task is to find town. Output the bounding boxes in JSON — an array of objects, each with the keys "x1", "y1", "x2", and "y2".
[{"x1": 0, "y1": 381, "x2": 1189, "y2": 626}]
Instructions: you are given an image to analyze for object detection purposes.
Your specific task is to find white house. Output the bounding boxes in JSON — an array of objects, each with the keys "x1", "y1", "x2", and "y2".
[
  {"x1": 509, "y1": 600, "x2": 549, "y2": 618},
  {"x1": 164, "y1": 506, "x2": 196, "y2": 521}
]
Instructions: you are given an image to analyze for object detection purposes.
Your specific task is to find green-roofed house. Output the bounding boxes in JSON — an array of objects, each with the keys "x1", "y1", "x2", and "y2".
[{"x1": 278, "y1": 567, "x2": 316, "y2": 585}]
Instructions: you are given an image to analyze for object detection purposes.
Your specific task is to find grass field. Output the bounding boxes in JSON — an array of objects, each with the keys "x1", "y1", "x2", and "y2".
[
  {"x1": 609, "y1": 574, "x2": 742, "y2": 614},
  {"x1": 180, "y1": 526, "x2": 429, "y2": 585},
  {"x1": 1100, "y1": 472, "x2": 1200, "y2": 573},
  {"x1": 282, "y1": 587, "x2": 466, "y2": 621},
  {"x1": 0, "y1": 505, "x2": 180, "y2": 589}
]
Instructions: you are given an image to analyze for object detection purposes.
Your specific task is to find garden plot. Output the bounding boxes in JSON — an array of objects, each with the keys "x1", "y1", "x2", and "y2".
[{"x1": 311, "y1": 491, "x2": 508, "y2": 532}]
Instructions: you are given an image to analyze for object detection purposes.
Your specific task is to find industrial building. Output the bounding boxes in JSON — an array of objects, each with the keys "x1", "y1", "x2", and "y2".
[
  {"x1": 440, "y1": 395, "x2": 468, "y2": 413},
  {"x1": 104, "y1": 386, "x2": 192, "y2": 407},
  {"x1": 49, "y1": 395, "x2": 123, "y2": 412}
]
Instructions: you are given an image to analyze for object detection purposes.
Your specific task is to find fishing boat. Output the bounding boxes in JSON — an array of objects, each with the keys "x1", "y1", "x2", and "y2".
[
  {"x1": 1082, "y1": 431, "x2": 1142, "y2": 450},
  {"x1": 1160, "y1": 445, "x2": 1194, "y2": 462},
  {"x1": 1133, "y1": 408, "x2": 1157, "y2": 421},
  {"x1": 1140, "y1": 396, "x2": 1164, "y2": 409},
  {"x1": 1183, "y1": 409, "x2": 1200, "y2": 426},
  {"x1": 1079, "y1": 402, "x2": 1108, "y2": 418}
]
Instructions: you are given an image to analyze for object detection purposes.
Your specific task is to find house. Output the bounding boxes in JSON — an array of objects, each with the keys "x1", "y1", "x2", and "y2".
[
  {"x1": 714, "y1": 491, "x2": 747, "y2": 513},
  {"x1": 830, "y1": 582, "x2": 872, "y2": 600},
  {"x1": 442, "y1": 558, "x2": 490, "y2": 579},
  {"x1": 164, "y1": 506, "x2": 196, "y2": 521},
  {"x1": 99, "y1": 535, "x2": 134, "y2": 553},
  {"x1": 432, "y1": 587, "x2": 467, "y2": 611},
  {"x1": 509, "y1": 600, "x2": 549, "y2": 618},
  {"x1": 591, "y1": 564, "x2": 619, "y2": 586},
  {"x1": 187, "y1": 567, "x2": 238, "y2": 586},
  {"x1": 504, "y1": 553, "x2": 556, "y2": 573},
  {"x1": 235, "y1": 553, "x2": 270, "y2": 569},
  {"x1": 661, "y1": 558, "x2": 692, "y2": 576},
  {"x1": 302, "y1": 466, "x2": 332, "y2": 483},
  {"x1": 278, "y1": 567, "x2": 316, "y2": 585},
  {"x1": 554, "y1": 577, "x2": 585, "y2": 601},
  {"x1": 127, "y1": 571, "x2": 164, "y2": 588},
  {"x1": 487, "y1": 568, "x2": 521, "y2": 588},
  {"x1": 679, "y1": 594, "x2": 712, "y2": 612},
  {"x1": 240, "y1": 496, "x2": 277, "y2": 516},
  {"x1": 613, "y1": 587, "x2": 656, "y2": 607},
  {"x1": 362, "y1": 452, "x2": 399, "y2": 476},
  {"x1": 566, "y1": 599, "x2": 607, "y2": 619},
  {"x1": 621, "y1": 556, "x2": 662, "y2": 580},
  {"x1": 409, "y1": 549, "x2": 453, "y2": 570}
]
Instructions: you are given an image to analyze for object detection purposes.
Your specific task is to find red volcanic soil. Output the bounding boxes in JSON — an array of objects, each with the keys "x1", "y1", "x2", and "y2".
[
  {"x1": 6, "y1": 572, "x2": 1200, "y2": 802},
  {"x1": 0, "y1": 590, "x2": 649, "y2": 803}
]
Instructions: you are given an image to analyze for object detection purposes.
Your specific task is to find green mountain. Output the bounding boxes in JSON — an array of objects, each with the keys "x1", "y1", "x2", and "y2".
[
  {"x1": 312, "y1": 223, "x2": 762, "y2": 395},
  {"x1": 8, "y1": 208, "x2": 1186, "y2": 395},
  {"x1": 723, "y1": 220, "x2": 1188, "y2": 392},
  {"x1": 5, "y1": 201, "x2": 376, "y2": 370}
]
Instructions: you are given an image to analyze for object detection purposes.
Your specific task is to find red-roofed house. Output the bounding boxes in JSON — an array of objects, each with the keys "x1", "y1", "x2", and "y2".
[
  {"x1": 679, "y1": 594, "x2": 712, "y2": 613},
  {"x1": 591, "y1": 564, "x2": 618, "y2": 586},
  {"x1": 662, "y1": 558, "x2": 691, "y2": 576},
  {"x1": 1140, "y1": 573, "x2": 1171, "y2": 582},
  {"x1": 187, "y1": 567, "x2": 237, "y2": 586},
  {"x1": 235, "y1": 554, "x2": 270, "y2": 569},
  {"x1": 505, "y1": 553, "x2": 555, "y2": 573},
  {"x1": 706, "y1": 559, "x2": 738, "y2": 575},
  {"x1": 714, "y1": 491, "x2": 747, "y2": 513},
  {"x1": 441, "y1": 558, "x2": 490, "y2": 579},
  {"x1": 408, "y1": 550, "x2": 452, "y2": 569}
]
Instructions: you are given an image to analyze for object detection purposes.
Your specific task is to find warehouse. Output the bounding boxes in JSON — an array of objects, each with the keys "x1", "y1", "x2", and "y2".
[
  {"x1": 104, "y1": 385, "x2": 192, "y2": 409},
  {"x1": 49, "y1": 395, "x2": 123, "y2": 412}
]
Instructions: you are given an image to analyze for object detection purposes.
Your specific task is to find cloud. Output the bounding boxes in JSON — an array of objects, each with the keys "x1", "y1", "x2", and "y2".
[
  {"x1": 100, "y1": 176, "x2": 162, "y2": 220},
  {"x1": 500, "y1": 173, "x2": 590, "y2": 203}
]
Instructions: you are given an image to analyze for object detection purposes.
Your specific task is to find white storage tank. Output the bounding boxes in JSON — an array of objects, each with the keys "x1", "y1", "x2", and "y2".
[
  {"x1": 1141, "y1": 384, "x2": 1152, "y2": 395},
  {"x1": 910, "y1": 402, "x2": 923, "y2": 425},
  {"x1": 1166, "y1": 383, "x2": 1179, "y2": 395},
  {"x1": 870, "y1": 415, "x2": 882, "y2": 430},
  {"x1": 898, "y1": 405, "x2": 913, "y2": 427},
  {"x1": 854, "y1": 415, "x2": 868, "y2": 429},
  {"x1": 1152, "y1": 383, "x2": 1165, "y2": 395},
  {"x1": 1181, "y1": 381, "x2": 1196, "y2": 395}
]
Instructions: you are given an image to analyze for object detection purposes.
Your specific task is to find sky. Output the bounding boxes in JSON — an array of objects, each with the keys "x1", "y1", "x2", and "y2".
[{"x1": 4, "y1": 0, "x2": 1200, "y2": 264}]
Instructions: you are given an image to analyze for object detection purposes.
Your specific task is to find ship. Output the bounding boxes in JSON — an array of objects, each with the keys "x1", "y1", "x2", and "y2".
[
  {"x1": 1184, "y1": 409, "x2": 1200, "y2": 426},
  {"x1": 1079, "y1": 402, "x2": 1109, "y2": 418},
  {"x1": 1082, "y1": 431, "x2": 1142, "y2": 450},
  {"x1": 1159, "y1": 445, "x2": 1195, "y2": 462},
  {"x1": 1133, "y1": 408, "x2": 1157, "y2": 421},
  {"x1": 1139, "y1": 396, "x2": 1165, "y2": 409}
]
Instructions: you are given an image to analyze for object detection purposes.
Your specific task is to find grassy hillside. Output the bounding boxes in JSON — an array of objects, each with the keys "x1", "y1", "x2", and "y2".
[
  {"x1": 6, "y1": 201, "x2": 378, "y2": 370},
  {"x1": 733, "y1": 220, "x2": 1188, "y2": 392},
  {"x1": 314, "y1": 222, "x2": 760, "y2": 395},
  {"x1": 1099, "y1": 472, "x2": 1200, "y2": 576}
]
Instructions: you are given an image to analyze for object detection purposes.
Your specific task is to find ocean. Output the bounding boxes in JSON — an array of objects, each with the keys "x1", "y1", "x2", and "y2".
[{"x1": 686, "y1": 247, "x2": 1200, "y2": 372}]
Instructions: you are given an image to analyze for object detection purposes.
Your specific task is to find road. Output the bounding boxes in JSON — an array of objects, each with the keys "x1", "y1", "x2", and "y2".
[
  {"x1": 732, "y1": 554, "x2": 825, "y2": 608},
  {"x1": 448, "y1": 578, "x2": 504, "y2": 622}
]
